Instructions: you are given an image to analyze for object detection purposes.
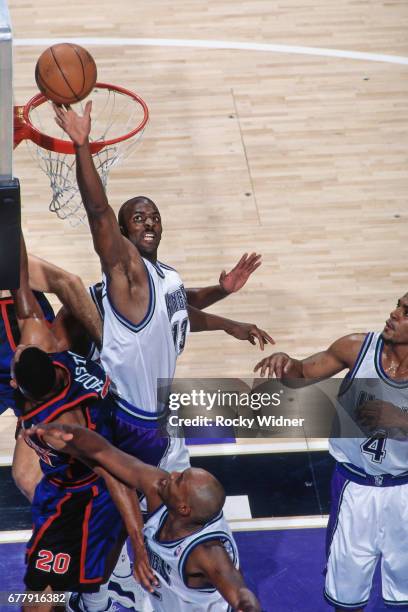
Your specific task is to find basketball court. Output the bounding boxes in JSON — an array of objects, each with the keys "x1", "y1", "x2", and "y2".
[{"x1": 0, "y1": 0, "x2": 408, "y2": 610}]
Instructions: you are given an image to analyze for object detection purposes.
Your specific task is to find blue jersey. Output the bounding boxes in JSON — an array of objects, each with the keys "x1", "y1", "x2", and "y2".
[
  {"x1": 0, "y1": 292, "x2": 54, "y2": 414},
  {"x1": 17, "y1": 350, "x2": 115, "y2": 490}
]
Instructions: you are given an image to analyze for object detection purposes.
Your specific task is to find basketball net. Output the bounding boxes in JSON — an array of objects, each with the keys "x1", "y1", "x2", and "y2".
[{"x1": 14, "y1": 84, "x2": 149, "y2": 226}]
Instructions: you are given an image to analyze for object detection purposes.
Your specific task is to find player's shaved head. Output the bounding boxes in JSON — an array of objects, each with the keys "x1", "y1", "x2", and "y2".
[
  {"x1": 118, "y1": 196, "x2": 159, "y2": 237},
  {"x1": 186, "y1": 468, "x2": 226, "y2": 523}
]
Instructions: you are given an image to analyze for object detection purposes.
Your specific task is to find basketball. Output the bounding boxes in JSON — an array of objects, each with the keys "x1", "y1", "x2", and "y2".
[{"x1": 35, "y1": 43, "x2": 97, "y2": 105}]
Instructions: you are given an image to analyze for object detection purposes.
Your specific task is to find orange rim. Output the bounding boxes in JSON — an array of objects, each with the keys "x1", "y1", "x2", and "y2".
[{"x1": 13, "y1": 82, "x2": 149, "y2": 154}]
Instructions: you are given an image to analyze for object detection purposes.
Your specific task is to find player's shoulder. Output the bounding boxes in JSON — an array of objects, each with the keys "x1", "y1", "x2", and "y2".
[
  {"x1": 157, "y1": 260, "x2": 177, "y2": 273},
  {"x1": 329, "y1": 333, "x2": 371, "y2": 365}
]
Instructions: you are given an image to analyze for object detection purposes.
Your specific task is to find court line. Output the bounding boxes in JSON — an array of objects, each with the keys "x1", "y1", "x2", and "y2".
[
  {"x1": 0, "y1": 516, "x2": 328, "y2": 542},
  {"x1": 0, "y1": 440, "x2": 330, "y2": 464},
  {"x1": 13, "y1": 37, "x2": 408, "y2": 66},
  {"x1": 0, "y1": 455, "x2": 12, "y2": 466},
  {"x1": 0, "y1": 530, "x2": 31, "y2": 543},
  {"x1": 189, "y1": 440, "x2": 324, "y2": 456},
  {"x1": 230, "y1": 515, "x2": 328, "y2": 531}
]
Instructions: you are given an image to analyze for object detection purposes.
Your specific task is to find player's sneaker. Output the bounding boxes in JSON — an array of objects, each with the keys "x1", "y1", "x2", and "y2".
[
  {"x1": 108, "y1": 572, "x2": 150, "y2": 610},
  {"x1": 66, "y1": 592, "x2": 125, "y2": 612}
]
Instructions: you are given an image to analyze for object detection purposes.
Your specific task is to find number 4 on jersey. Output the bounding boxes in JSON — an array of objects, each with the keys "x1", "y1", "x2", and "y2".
[{"x1": 361, "y1": 436, "x2": 387, "y2": 463}]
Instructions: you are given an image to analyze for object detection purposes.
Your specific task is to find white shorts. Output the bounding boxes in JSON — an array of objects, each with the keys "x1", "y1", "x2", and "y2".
[
  {"x1": 159, "y1": 434, "x2": 191, "y2": 473},
  {"x1": 325, "y1": 470, "x2": 408, "y2": 610}
]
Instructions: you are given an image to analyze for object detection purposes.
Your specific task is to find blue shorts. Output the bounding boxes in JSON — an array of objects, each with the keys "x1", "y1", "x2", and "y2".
[
  {"x1": 25, "y1": 477, "x2": 123, "y2": 592},
  {"x1": 0, "y1": 379, "x2": 13, "y2": 415}
]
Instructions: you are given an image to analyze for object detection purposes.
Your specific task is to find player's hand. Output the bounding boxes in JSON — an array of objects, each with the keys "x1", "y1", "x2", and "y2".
[
  {"x1": 357, "y1": 400, "x2": 407, "y2": 433},
  {"x1": 53, "y1": 100, "x2": 92, "y2": 146},
  {"x1": 219, "y1": 253, "x2": 262, "y2": 294},
  {"x1": 132, "y1": 540, "x2": 158, "y2": 593},
  {"x1": 22, "y1": 423, "x2": 74, "y2": 451},
  {"x1": 236, "y1": 587, "x2": 262, "y2": 612},
  {"x1": 225, "y1": 321, "x2": 274, "y2": 350},
  {"x1": 253, "y1": 352, "x2": 293, "y2": 378}
]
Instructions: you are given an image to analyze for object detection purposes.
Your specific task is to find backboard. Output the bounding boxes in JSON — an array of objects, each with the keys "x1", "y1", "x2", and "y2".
[
  {"x1": 0, "y1": 0, "x2": 12, "y2": 181},
  {"x1": 0, "y1": 0, "x2": 20, "y2": 289}
]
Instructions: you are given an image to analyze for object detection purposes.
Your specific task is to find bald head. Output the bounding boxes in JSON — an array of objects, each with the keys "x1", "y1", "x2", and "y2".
[{"x1": 187, "y1": 468, "x2": 226, "y2": 523}]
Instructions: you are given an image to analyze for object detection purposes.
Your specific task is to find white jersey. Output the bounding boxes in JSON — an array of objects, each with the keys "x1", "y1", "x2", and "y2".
[
  {"x1": 144, "y1": 505, "x2": 239, "y2": 612},
  {"x1": 329, "y1": 332, "x2": 408, "y2": 476},
  {"x1": 90, "y1": 259, "x2": 189, "y2": 421}
]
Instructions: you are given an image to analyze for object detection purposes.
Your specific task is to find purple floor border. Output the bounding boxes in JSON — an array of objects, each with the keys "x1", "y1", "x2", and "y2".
[{"x1": 0, "y1": 528, "x2": 387, "y2": 612}]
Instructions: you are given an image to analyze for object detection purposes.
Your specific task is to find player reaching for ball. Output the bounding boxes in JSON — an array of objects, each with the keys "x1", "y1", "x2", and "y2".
[
  {"x1": 54, "y1": 100, "x2": 273, "y2": 607},
  {"x1": 25, "y1": 421, "x2": 262, "y2": 612}
]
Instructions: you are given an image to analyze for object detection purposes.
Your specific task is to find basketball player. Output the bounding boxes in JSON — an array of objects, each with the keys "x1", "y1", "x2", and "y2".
[
  {"x1": 10, "y1": 232, "x2": 151, "y2": 611},
  {"x1": 25, "y1": 421, "x2": 262, "y2": 612},
  {"x1": 1, "y1": 255, "x2": 102, "y2": 502},
  {"x1": 54, "y1": 101, "x2": 273, "y2": 606},
  {"x1": 53, "y1": 101, "x2": 272, "y2": 465},
  {"x1": 254, "y1": 297, "x2": 408, "y2": 611}
]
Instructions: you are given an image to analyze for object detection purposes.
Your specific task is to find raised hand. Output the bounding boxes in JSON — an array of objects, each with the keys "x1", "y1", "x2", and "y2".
[
  {"x1": 219, "y1": 253, "x2": 262, "y2": 294},
  {"x1": 53, "y1": 100, "x2": 92, "y2": 146},
  {"x1": 253, "y1": 352, "x2": 293, "y2": 378},
  {"x1": 225, "y1": 321, "x2": 274, "y2": 350}
]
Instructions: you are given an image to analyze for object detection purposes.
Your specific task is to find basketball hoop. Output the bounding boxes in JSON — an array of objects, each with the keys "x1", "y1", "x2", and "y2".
[{"x1": 14, "y1": 83, "x2": 149, "y2": 225}]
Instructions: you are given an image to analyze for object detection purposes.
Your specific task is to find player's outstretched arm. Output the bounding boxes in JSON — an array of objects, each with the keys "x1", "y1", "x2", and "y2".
[
  {"x1": 189, "y1": 542, "x2": 261, "y2": 612},
  {"x1": 53, "y1": 103, "x2": 149, "y2": 324},
  {"x1": 28, "y1": 254, "x2": 102, "y2": 347},
  {"x1": 25, "y1": 422, "x2": 163, "y2": 496},
  {"x1": 11, "y1": 234, "x2": 58, "y2": 352},
  {"x1": 254, "y1": 334, "x2": 366, "y2": 380},
  {"x1": 186, "y1": 253, "x2": 262, "y2": 310},
  {"x1": 188, "y1": 305, "x2": 274, "y2": 350},
  {"x1": 93, "y1": 465, "x2": 157, "y2": 591}
]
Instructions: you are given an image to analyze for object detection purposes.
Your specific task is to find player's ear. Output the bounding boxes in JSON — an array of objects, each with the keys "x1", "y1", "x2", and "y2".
[
  {"x1": 178, "y1": 503, "x2": 191, "y2": 517},
  {"x1": 9, "y1": 377, "x2": 17, "y2": 389}
]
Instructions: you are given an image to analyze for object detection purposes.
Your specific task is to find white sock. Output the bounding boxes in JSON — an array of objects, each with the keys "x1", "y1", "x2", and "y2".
[
  {"x1": 112, "y1": 541, "x2": 132, "y2": 578},
  {"x1": 80, "y1": 583, "x2": 110, "y2": 612}
]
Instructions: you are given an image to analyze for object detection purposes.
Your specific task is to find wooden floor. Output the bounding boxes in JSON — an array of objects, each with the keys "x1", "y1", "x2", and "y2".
[{"x1": 1, "y1": 0, "x2": 408, "y2": 455}]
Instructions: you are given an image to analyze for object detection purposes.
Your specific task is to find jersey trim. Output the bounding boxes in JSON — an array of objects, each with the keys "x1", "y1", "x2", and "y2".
[
  {"x1": 26, "y1": 492, "x2": 72, "y2": 560},
  {"x1": 326, "y1": 474, "x2": 350, "y2": 561},
  {"x1": 178, "y1": 531, "x2": 238, "y2": 592},
  {"x1": 375, "y1": 336, "x2": 408, "y2": 388},
  {"x1": 154, "y1": 510, "x2": 224, "y2": 548},
  {"x1": 114, "y1": 394, "x2": 167, "y2": 423},
  {"x1": 48, "y1": 472, "x2": 100, "y2": 491},
  {"x1": 0, "y1": 297, "x2": 18, "y2": 350},
  {"x1": 89, "y1": 282, "x2": 105, "y2": 320},
  {"x1": 323, "y1": 589, "x2": 369, "y2": 610},
  {"x1": 148, "y1": 260, "x2": 165, "y2": 279},
  {"x1": 338, "y1": 462, "x2": 408, "y2": 486},
  {"x1": 105, "y1": 265, "x2": 156, "y2": 333},
  {"x1": 80, "y1": 485, "x2": 104, "y2": 584},
  {"x1": 146, "y1": 503, "x2": 166, "y2": 523},
  {"x1": 157, "y1": 261, "x2": 177, "y2": 273},
  {"x1": 338, "y1": 333, "x2": 373, "y2": 397}
]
